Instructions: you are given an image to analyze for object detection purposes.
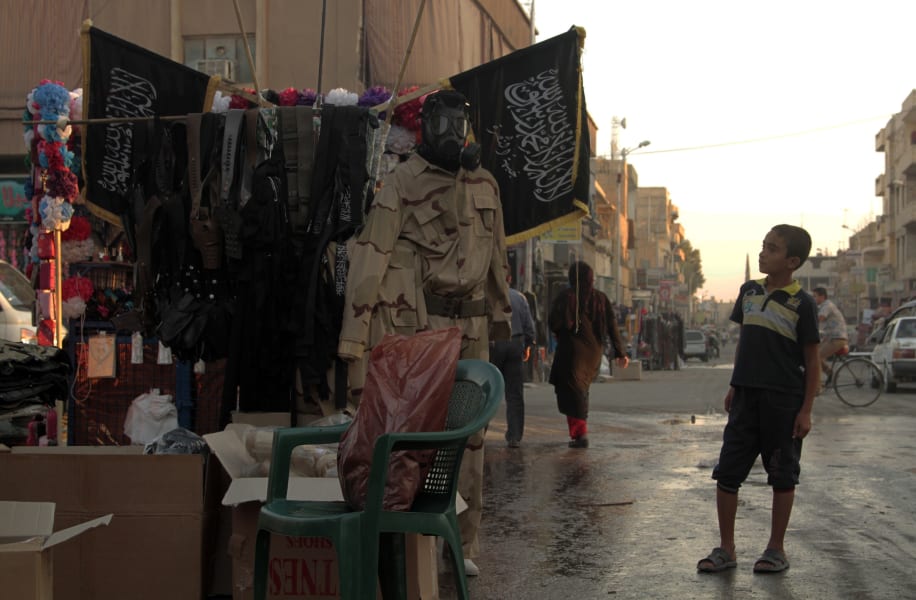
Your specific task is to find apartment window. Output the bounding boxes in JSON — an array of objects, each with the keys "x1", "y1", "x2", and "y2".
[{"x1": 184, "y1": 35, "x2": 255, "y2": 84}]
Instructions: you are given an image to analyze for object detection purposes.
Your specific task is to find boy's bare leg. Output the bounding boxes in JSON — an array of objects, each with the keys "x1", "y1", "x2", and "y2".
[
  {"x1": 767, "y1": 488, "x2": 795, "y2": 552},
  {"x1": 699, "y1": 487, "x2": 739, "y2": 568},
  {"x1": 717, "y1": 487, "x2": 738, "y2": 557}
]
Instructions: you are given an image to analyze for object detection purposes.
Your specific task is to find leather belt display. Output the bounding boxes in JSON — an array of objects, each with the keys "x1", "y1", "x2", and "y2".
[
  {"x1": 424, "y1": 292, "x2": 487, "y2": 318},
  {"x1": 218, "y1": 109, "x2": 245, "y2": 260}
]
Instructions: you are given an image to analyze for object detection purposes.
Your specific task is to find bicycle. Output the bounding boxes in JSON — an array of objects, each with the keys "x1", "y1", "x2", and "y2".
[{"x1": 823, "y1": 346, "x2": 884, "y2": 407}]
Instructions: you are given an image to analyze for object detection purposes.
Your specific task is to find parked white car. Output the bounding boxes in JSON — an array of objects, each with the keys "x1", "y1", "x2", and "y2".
[
  {"x1": 871, "y1": 316, "x2": 916, "y2": 393},
  {"x1": 683, "y1": 329, "x2": 709, "y2": 362},
  {"x1": 0, "y1": 259, "x2": 37, "y2": 343}
]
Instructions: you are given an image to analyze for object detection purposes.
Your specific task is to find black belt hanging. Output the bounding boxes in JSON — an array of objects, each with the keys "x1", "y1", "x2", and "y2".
[
  {"x1": 187, "y1": 113, "x2": 223, "y2": 269},
  {"x1": 278, "y1": 106, "x2": 315, "y2": 253},
  {"x1": 218, "y1": 109, "x2": 245, "y2": 260}
]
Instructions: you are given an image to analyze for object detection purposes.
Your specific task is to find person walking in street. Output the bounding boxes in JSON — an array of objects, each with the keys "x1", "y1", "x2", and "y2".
[
  {"x1": 490, "y1": 276, "x2": 536, "y2": 448},
  {"x1": 548, "y1": 261, "x2": 628, "y2": 448},
  {"x1": 338, "y1": 90, "x2": 512, "y2": 577},
  {"x1": 812, "y1": 287, "x2": 848, "y2": 384},
  {"x1": 697, "y1": 224, "x2": 820, "y2": 574}
]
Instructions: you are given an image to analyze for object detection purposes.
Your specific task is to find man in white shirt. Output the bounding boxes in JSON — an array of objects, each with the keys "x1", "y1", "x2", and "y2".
[{"x1": 812, "y1": 287, "x2": 848, "y2": 378}]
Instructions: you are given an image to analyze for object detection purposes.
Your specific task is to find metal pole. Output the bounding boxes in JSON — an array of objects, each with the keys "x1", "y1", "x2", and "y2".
[
  {"x1": 524, "y1": 0, "x2": 535, "y2": 294},
  {"x1": 54, "y1": 230, "x2": 63, "y2": 348},
  {"x1": 231, "y1": 0, "x2": 265, "y2": 105},
  {"x1": 316, "y1": 0, "x2": 327, "y2": 94}
]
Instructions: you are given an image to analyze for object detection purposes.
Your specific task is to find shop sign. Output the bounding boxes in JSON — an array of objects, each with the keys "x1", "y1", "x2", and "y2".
[
  {"x1": 540, "y1": 220, "x2": 581, "y2": 243},
  {"x1": 0, "y1": 178, "x2": 29, "y2": 222}
]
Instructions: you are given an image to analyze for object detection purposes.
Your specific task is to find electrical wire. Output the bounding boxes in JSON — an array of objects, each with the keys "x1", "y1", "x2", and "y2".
[{"x1": 630, "y1": 114, "x2": 893, "y2": 155}]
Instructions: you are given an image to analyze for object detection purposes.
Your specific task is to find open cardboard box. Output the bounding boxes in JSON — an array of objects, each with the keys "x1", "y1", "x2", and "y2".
[
  {"x1": 204, "y1": 424, "x2": 344, "y2": 600},
  {"x1": 205, "y1": 422, "x2": 463, "y2": 600},
  {"x1": 0, "y1": 444, "x2": 217, "y2": 600},
  {"x1": 0, "y1": 501, "x2": 111, "y2": 600}
]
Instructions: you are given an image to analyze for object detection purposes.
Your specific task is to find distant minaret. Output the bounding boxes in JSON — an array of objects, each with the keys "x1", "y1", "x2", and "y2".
[{"x1": 745, "y1": 253, "x2": 751, "y2": 282}]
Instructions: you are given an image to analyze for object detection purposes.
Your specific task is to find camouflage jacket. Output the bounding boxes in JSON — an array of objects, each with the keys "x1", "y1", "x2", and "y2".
[{"x1": 338, "y1": 153, "x2": 512, "y2": 361}]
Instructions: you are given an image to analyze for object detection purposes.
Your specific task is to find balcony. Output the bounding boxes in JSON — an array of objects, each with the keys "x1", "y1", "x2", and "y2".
[
  {"x1": 876, "y1": 127, "x2": 887, "y2": 152},
  {"x1": 875, "y1": 173, "x2": 885, "y2": 197}
]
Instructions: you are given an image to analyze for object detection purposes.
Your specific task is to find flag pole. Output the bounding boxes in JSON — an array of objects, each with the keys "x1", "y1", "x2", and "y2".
[
  {"x1": 384, "y1": 0, "x2": 428, "y2": 125},
  {"x1": 316, "y1": 0, "x2": 327, "y2": 94},
  {"x1": 232, "y1": 0, "x2": 266, "y2": 106}
]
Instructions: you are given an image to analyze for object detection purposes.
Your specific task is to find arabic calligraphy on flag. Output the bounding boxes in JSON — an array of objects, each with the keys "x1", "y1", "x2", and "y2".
[{"x1": 449, "y1": 27, "x2": 590, "y2": 244}]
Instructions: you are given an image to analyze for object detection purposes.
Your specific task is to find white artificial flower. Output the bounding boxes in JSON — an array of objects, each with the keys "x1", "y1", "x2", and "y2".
[{"x1": 324, "y1": 88, "x2": 358, "y2": 106}]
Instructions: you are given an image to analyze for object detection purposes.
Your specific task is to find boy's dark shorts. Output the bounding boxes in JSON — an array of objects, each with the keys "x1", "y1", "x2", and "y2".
[{"x1": 712, "y1": 386, "x2": 803, "y2": 492}]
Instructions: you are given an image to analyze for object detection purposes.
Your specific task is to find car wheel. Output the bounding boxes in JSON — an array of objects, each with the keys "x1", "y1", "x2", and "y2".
[
  {"x1": 883, "y1": 364, "x2": 897, "y2": 393},
  {"x1": 701, "y1": 353, "x2": 708, "y2": 362}
]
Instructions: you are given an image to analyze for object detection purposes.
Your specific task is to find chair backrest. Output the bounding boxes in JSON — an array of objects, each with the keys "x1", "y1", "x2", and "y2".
[{"x1": 414, "y1": 359, "x2": 504, "y2": 504}]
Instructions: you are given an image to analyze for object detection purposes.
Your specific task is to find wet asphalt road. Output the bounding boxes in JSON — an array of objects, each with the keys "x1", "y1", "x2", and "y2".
[{"x1": 439, "y1": 347, "x2": 916, "y2": 599}]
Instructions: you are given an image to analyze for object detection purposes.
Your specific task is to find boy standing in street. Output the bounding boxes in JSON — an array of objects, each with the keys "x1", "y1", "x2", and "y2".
[{"x1": 697, "y1": 224, "x2": 820, "y2": 574}]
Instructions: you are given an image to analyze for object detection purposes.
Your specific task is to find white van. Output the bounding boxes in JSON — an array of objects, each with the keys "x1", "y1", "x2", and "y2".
[{"x1": 0, "y1": 259, "x2": 38, "y2": 343}]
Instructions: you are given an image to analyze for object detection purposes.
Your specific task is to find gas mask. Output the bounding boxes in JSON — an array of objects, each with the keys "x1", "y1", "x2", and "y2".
[{"x1": 418, "y1": 90, "x2": 481, "y2": 172}]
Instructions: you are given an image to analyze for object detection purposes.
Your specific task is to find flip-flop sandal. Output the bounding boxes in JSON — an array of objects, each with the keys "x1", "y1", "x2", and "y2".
[
  {"x1": 697, "y1": 547, "x2": 737, "y2": 572},
  {"x1": 753, "y1": 548, "x2": 790, "y2": 573}
]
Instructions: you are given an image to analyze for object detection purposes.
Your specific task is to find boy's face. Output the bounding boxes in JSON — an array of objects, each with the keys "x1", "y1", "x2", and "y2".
[{"x1": 759, "y1": 230, "x2": 799, "y2": 276}]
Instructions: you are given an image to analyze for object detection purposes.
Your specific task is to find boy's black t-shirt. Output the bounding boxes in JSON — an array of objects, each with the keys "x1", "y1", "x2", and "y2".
[{"x1": 730, "y1": 278, "x2": 820, "y2": 394}]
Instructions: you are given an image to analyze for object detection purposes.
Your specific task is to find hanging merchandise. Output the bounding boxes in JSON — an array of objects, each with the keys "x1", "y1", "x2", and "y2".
[
  {"x1": 157, "y1": 341, "x2": 172, "y2": 365},
  {"x1": 23, "y1": 81, "x2": 83, "y2": 347},
  {"x1": 61, "y1": 274, "x2": 92, "y2": 319},
  {"x1": 131, "y1": 332, "x2": 144, "y2": 364},
  {"x1": 294, "y1": 101, "x2": 380, "y2": 409},
  {"x1": 221, "y1": 107, "x2": 299, "y2": 416},
  {"x1": 25, "y1": 81, "x2": 80, "y2": 233},
  {"x1": 87, "y1": 333, "x2": 116, "y2": 378},
  {"x1": 37, "y1": 232, "x2": 56, "y2": 259},
  {"x1": 59, "y1": 214, "x2": 96, "y2": 267}
]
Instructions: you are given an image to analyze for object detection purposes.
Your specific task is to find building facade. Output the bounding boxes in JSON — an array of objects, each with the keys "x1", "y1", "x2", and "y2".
[{"x1": 874, "y1": 89, "x2": 916, "y2": 304}]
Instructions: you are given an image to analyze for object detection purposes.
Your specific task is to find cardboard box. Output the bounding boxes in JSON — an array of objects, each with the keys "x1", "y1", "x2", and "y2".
[
  {"x1": 0, "y1": 502, "x2": 111, "y2": 600},
  {"x1": 205, "y1": 425, "x2": 343, "y2": 600},
  {"x1": 613, "y1": 361, "x2": 643, "y2": 380},
  {"x1": 0, "y1": 446, "x2": 217, "y2": 600}
]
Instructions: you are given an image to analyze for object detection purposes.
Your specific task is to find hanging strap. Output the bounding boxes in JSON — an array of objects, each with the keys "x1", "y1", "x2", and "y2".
[
  {"x1": 240, "y1": 108, "x2": 259, "y2": 209},
  {"x1": 278, "y1": 106, "x2": 315, "y2": 253},
  {"x1": 187, "y1": 114, "x2": 203, "y2": 219},
  {"x1": 297, "y1": 108, "x2": 314, "y2": 201},
  {"x1": 220, "y1": 109, "x2": 245, "y2": 205},
  {"x1": 219, "y1": 109, "x2": 246, "y2": 260}
]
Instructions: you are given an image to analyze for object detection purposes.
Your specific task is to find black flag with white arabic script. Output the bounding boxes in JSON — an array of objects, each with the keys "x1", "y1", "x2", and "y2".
[
  {"x1": 82, "y1": 26, "x2": 216, "y2": 223},
  {"x1": 448, "y1": 27, "x2": 590, "y2": 244}
]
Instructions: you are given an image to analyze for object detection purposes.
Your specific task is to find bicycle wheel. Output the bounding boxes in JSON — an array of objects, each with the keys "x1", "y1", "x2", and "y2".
[{"x1": 832, "y1": 358, "x2": 883, "y2": 407}]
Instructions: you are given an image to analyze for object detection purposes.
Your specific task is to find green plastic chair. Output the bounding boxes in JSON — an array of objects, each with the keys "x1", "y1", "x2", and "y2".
[{"x1": 253, "y1": 358, "x2": 505, "y2": 600}]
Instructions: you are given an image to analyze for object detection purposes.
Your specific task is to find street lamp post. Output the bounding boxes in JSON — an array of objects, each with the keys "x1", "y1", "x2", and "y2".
[{"x1": 615, "y1": 139, "x2": 650, "y2": 306}]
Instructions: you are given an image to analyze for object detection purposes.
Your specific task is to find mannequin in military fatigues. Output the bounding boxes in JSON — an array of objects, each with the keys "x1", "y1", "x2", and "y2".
[{"x1": 338, "y1": 90, "x2": 511, "y2": 566}]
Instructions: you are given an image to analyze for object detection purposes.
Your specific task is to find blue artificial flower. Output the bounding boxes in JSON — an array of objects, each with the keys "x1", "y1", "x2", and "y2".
[{"x1": 33, "y1": 83, "x2": 70, "y2": 122}]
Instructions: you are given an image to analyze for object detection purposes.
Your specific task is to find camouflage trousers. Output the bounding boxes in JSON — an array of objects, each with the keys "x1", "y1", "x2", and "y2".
[{"x1": 458, "y1": 427, "x2": 486, "y2": 558}]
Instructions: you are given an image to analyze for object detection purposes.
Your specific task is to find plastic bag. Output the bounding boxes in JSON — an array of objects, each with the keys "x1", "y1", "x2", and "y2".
[
  {"x1": 338, "y1": 327, "x2": 461, "y2": 511},
  {"x1": 144, "y1": 427, "x2": 209, "y2": 455},
  {"x1": 123, "y1": 392, "x2": 178, "y2": 445}
]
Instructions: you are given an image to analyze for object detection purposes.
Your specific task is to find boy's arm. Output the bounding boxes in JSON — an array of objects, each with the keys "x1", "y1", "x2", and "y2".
[
  {"x1": 795, "y1": 341, "x2": 820, "y2": 439},
  {"x1": 723, "y1": 336, "x2": 739, "y2": 412}
]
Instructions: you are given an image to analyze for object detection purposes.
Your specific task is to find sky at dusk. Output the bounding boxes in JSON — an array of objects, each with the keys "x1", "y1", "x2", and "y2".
[{"x1": 534, "y1": 0, "x2": 911, "y2": 301}]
